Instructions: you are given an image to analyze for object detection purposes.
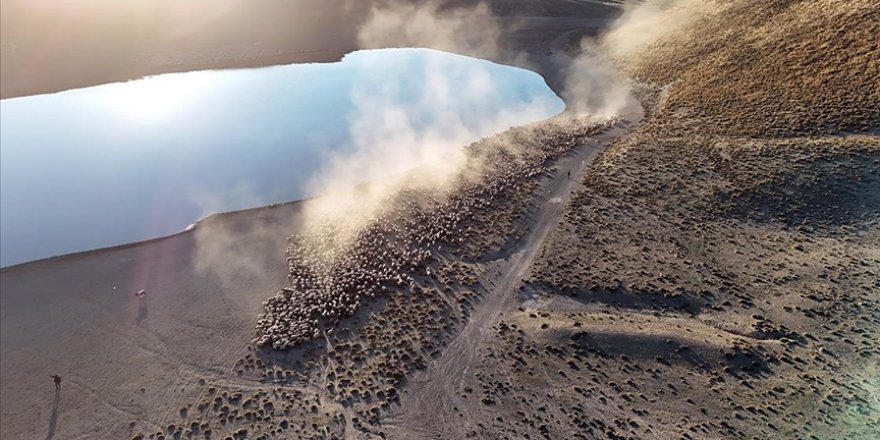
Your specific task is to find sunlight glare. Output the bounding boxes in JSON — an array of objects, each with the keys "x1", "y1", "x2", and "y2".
[{"x1": 95, "y1": 72, "x2": 208, "y2": 121}]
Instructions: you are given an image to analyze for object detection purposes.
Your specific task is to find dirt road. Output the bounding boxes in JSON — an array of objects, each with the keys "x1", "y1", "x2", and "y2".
[{"x1": 383, "y1": 104, "x2": 642, "y2": 438}]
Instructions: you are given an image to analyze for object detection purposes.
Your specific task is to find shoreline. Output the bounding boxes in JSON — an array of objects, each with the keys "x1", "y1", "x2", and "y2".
[
  {"x1": 0, "y1": 49, "x2": 352, "y2": 101},
  {"x1": 0, "y1": 44, "x2": 574, "y2": 101},
  {"x1": 0, "y1": 47, "x2": 579, "y2": 271},
  {"x1": 0, "y1": 105, "x2": 581, "y2": 273}
]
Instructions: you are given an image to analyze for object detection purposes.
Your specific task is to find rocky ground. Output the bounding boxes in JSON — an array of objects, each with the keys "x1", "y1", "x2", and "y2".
[
  {"x1": 507, "y1": 114, "x2": 880, "y2": 440},
  {"x1": 515, "y1": 1, "x2": 880, "y2": 439}
]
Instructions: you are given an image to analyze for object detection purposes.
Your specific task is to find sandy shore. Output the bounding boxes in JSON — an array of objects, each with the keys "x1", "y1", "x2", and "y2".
[{"x1": 0, "y1": 200, "x2": 292, "y2": 437}]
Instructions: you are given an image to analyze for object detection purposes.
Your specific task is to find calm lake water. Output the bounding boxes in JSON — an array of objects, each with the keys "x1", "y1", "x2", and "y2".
[{"x1": 0, "y1": 48, "x2": 563, "y2": 267}]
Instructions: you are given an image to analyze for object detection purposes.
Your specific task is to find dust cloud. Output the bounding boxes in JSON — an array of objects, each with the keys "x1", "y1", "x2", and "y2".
[
  {"x1": 602, "y1": 0, "x2": 720, "y2": 62},
  {"x1": 298, "y1": 0, "x2": 630, "y2": 246},
  {"x1": 557, "y1": 47, "x2": 635, "y2": 119},
  {"x1": 299, "y1": 46, "x2": 562, "y2": 250},
  {"x1": 194, "y1": 0, "x2": 708, "y2": 279},
  {"x1": 356, "y1": 0, "x2": 501, "y2": 59}
]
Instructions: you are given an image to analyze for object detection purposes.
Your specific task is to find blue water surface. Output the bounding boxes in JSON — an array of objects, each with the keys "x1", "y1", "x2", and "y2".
[{"x1": 0, "y1": 48, "x2": 563, "y2": 266}]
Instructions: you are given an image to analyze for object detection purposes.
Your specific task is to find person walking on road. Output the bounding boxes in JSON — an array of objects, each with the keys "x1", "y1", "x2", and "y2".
[{"x1": 50, "y1": 374, "x2": 61, "y2": 390}]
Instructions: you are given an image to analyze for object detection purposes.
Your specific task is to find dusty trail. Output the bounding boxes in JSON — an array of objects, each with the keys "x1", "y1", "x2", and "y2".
[{"x1": 383, "y1": 104, "x2": 642, "y2": 438}]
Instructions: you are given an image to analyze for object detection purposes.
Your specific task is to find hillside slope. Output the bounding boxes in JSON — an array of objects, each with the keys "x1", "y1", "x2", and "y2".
[{"x1": 524, "y1": 1, "x2": 880, "y2": 438}]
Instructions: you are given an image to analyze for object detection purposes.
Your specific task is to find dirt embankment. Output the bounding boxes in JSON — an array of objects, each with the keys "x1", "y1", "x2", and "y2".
[{"x1": 518, "y1": 1, "x2": 880, "y2": 439}]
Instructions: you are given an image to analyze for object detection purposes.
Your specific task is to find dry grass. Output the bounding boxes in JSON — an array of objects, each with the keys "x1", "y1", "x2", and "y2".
[
  {"x1": 628, "y1": 0, "x2": 880, "y2": 137},
  {"x1": 523, "y1": 1, "x2": 880, "y2": 438}
]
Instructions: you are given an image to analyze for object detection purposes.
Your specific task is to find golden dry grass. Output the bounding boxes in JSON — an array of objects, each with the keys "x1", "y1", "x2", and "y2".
[{"x1": 628, "y1": 0, "x2": 880, "y2": 137}]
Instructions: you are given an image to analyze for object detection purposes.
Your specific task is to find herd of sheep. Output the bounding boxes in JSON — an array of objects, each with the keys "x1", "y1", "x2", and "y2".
[{"x1": 254, "y1": 116, "x2": 619, "y2": 350}]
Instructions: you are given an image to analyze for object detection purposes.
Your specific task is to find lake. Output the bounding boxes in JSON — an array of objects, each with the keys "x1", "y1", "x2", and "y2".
[{"x1": 0, "y1": 48, "x2": 564, "y2": 267}]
